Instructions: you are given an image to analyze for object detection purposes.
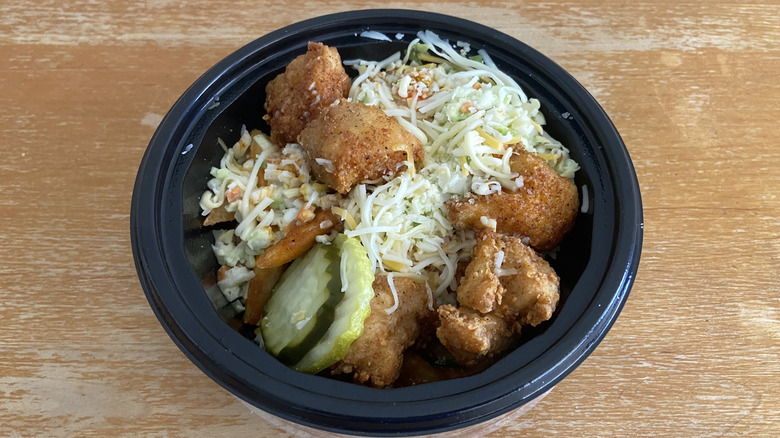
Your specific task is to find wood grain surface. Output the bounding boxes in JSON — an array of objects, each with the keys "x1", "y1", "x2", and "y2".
[{"x1": 1, "y1": 1, "x2": 779, "y2": 436}]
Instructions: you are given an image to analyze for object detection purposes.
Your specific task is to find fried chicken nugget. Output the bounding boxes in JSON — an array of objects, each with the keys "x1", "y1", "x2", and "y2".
[
  {"x1": 263, "y1": 42, "x2": 351, "y2": 145},
  {"x1": 299, "y1": 101, "x2": 424, "y2": 194},
  {"x1": 469, "y1": 228, "x2": 560, "y2": 326},
  {"x1": 436, "y1": 305, "x2": 515, "y2": 367},
  {"x1": 446, "y1": 150, "x2": 579, "y2": 251},
  {"x1": 332, "y1": 275, "x2": 435, "y2": 387},
  {"x1": 436, "y1": 228, "x2": 560, "y2": 366}
]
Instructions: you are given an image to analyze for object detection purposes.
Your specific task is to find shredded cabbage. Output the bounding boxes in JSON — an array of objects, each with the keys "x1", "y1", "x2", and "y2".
[{"x1": 200, "y1": 131, "x2": 341, "y2": 262}]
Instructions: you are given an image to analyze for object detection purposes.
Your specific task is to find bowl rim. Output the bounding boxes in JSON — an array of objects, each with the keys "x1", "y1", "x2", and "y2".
[{"x1": 131, "y1": 9, "x2": 643, "y2": 436}]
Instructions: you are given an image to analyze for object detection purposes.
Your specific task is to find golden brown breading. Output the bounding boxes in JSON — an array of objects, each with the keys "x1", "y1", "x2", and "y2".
[
  {"x1": 299, "y1": 101, "x2": 424, "y2": 194},
  {"x1": 263, "y1": 42, "x2": 351, "y2": 145},
  {"x1": 332, "y1": 275, "x2": 435, "y2": 387},
  {"x1": 468, "y1": 228, "x2": 560, "y2": 326},
  {"x1": 454, "y1": 236, "x2": 502, "y2": 314},
  {"x1": 446, "y1": 149, "x2": 579, "y2": 251},
  {"x1": 436, "y1": 305, "x2": 515, "y2": 367},
  {"x1": 436, "y1": 228, "x2": 560, "y2": 365}
]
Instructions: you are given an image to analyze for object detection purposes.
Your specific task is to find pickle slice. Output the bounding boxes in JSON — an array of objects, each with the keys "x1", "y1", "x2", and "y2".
[
  {"x1": 292, "y1": 235, "x2": 374, "y2": 373},
  {"x1": 259, "y1": 234, "x2": 374, "y2": 374},
  {"x1": 260, "y1": 243, "x2": 334, "y2": 357}
]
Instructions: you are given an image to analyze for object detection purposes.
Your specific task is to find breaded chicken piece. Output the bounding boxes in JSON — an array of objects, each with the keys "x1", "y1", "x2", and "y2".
[
  {"x1": 446, "y1": 149, "x2": 579, "y2": 251},
  {"x1": 299, "y1": 101, "x2": 424, "y2": 194},
  {"x1": 436, "y1": 228, "x2": 560, "y2": 365},
  {"x1": 465, "y1": 228, "x2": 560, "y2": 325},
  {"x1": 332, "y1": 275, "x2": 435, "y2": 387},
  {"x1": 437, "y1": 305, "x2": 515, "y2": 366},
  {"x1": 263, "y1": 42, "x2": 351, "y2": 145}
]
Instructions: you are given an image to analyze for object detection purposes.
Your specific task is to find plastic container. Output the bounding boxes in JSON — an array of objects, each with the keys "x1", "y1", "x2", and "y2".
[{"x1": 131, "y1": 10, "x2": 642, "y2": 436}]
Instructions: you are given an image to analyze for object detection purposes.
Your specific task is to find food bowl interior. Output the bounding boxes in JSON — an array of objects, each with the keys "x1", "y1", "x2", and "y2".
[
  {"x1": 134, "y1": 10, "x2": 641, "y2": 437},
  {"x1": 182, "y1": 40, "x2": 595, "y2": 336}
]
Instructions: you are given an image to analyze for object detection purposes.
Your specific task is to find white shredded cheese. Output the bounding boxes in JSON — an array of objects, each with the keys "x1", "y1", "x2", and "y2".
[
  {"x1": 493, "y1": 250, "x2": 518, "y2": 277},
  {"x1": 315, "y1": 157, "x2": 335, "y2": 173},
  {"x1": 494, "y1": 250, "x2": 504, "y2": 272},
  {"x1": 360, "y1": 30, "x2": 392, "y2": 42},
  {"x1": 397, "y1": 75, "x2": 412, "y2": 98},
  {"x1": 236, "y1": 197, "x2": 274, "y2": 240},
  {"x1": 581, "y1": 184, "x2": 589, "y2": 213},
  {"x1": 203, "y1": 30, "x2": 581, "y2": 310},
  {"x1": 385, "y1": 273, "x2": 399, "y2": 314},
  {"x1": 479, "y1": 216, "x2": 497, "y2": 231},
  {"x1": 425, "y1": 281, "x2": 434, "y2": 311}
]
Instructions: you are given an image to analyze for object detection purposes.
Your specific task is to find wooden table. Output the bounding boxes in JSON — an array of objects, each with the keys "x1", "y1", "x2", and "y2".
[{"x1": 2, "y1": 1, "x2": 778, "y2": 436}]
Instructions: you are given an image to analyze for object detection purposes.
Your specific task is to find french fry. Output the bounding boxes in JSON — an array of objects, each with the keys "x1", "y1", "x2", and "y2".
[
  {"x1": 203, "y1": 204, "x2": 235, "y2": 226},
  {"x1": 243, "y1": 265, "x2": 284, "y2": 325},
  {"x1": 253, "y1": 209, "x2": 342, "y2": 269}
]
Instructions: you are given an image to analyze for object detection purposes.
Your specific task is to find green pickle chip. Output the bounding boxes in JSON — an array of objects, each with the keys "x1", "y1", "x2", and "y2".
[{"x1": 260, "y1": 234, "x2": 374, "y2": 374}]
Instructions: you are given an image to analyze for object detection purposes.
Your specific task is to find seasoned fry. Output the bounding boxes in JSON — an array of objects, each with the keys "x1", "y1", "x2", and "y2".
[
  {"x1": 253, "y1": 209, "x2": 342, "y2": 269},
  {"x1": 243, "y1": 265, "x2": 284, "y2": 325},
  {"x1": 203, "y1": 204, "x2": 235, "y2": 226}
]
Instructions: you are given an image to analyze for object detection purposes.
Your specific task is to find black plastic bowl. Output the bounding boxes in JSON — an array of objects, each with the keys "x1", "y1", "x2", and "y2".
[{"x1": 131, "y1": 10, "x2": 642, "y2": 436}]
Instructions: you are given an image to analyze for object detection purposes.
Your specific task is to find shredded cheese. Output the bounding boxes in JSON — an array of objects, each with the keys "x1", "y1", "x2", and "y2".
[
  {"x1": 315, "y1": 158, "x2": 335, "y2": 173},
  {"x1": 425, "y1": 281, "x2": 434, "y2": 311},
  {"x1": 360, "y1": 30, "x2": 392, "y2": 42},
  {"x1": 479, "y1": 216, "x2": 498, "y2": 231},
  {"x1": 494, "y1": 250, "x2": 518, "y2": 277},
  {"x1": 581, "y1": 184, "x2": 590, "y2": 213},
  {"x1": 340, "y1": 32, "x2": 581, "y2": 303},
  {"x1": 203, "y1": 30, "x2": 581, "y2": 311},
  {"x1": 385, "y1": 273, "x2": 399, "y2": 314}
]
